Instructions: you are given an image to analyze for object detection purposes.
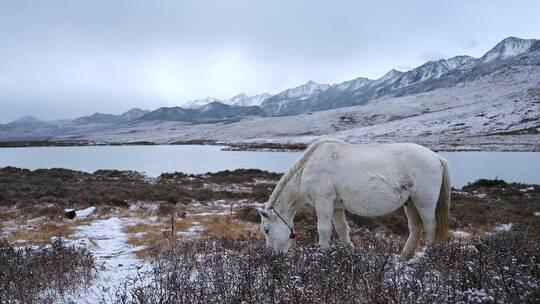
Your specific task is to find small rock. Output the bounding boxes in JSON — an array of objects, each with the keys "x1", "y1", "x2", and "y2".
[{"x1": 64, "y1": 209, "x2": 76, "y2": 219}]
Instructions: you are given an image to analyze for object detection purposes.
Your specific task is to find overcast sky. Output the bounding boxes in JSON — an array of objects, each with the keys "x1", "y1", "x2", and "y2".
[{"x1": 0, "y1": 0, "x2": 539, "y2": 122}]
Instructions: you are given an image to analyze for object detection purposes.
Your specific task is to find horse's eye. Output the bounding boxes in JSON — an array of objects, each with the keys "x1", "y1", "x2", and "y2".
[{"x1": 264, "y1": 229, "x2": 269, "y2": 234}]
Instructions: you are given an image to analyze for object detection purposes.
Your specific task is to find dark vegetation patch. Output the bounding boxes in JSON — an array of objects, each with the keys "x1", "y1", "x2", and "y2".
[
  {"x1": 490, "y1": 126, "x2": 540, "y2": 136},
  {"x1": 466, "y1": 178, "x2": 507, "y2": 187},
  {"x1": 454, "y1": 179, "x2": 540, "y2": 238},
  {"x1": 222, "y1": 142, "x2": 308, "y2": 152},
  {"x1": 0, "y1": 167, "x2": 279, "y2": 213},
  {"x1": 0, "y1": 140, "x2": 94, "y2": 148},
  {"x1": 0, "y1": 140, "x2": 158, "y2": 148},
  {"x1": 0, "y1": 238, "x2": 95, "y2": 303},
  {"x1": 168, "y1": 139, "x2": 218, "y2": 145},
  {"x1": 113, "y1": 230, "x2": 539, "y2": 304}
]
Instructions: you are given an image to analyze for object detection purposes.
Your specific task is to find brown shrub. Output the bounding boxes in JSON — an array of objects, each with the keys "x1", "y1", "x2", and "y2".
[
  {"x1": 0, "y1": 238, "x2": 95, "y2": 303},
  {"x1": 113, "y1": 230, "x2": 540, "y2": 303}
]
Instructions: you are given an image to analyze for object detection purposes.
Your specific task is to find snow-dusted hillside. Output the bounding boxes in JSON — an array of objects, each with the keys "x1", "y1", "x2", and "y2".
[{"x1": 55, "y1": 65, "x2": 540, "y2": 151}]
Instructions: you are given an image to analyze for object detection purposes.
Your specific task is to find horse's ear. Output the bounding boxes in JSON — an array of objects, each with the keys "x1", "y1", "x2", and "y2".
[{"x1": 259, "y1": 209, "x2": 270, "y2": 218}]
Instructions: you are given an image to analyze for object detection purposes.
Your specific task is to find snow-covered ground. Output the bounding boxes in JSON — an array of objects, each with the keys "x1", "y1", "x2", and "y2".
[{"x1": 67, "y1": 217, "x2": 147, "y2": 303}]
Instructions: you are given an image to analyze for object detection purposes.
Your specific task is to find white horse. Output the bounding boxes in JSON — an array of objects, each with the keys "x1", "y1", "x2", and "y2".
[{"x1": 259, "y1": 139, "x2": 450, "y2": 259}]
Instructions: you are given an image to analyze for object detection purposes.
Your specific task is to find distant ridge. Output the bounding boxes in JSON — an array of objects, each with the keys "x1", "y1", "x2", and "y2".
[
  {"x1": 10, "y1": 116, "x2": 43, "y2": 124},
  {"x1": 72, "y1": 108, "x2": 150, "y2": 125},
  {"x1": 133, "y1": 102, "x2": 267, "y2": 123}
]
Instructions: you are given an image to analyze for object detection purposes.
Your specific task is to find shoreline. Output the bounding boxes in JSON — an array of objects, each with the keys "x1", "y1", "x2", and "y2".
[{"x1": 0, "y1": 139, "x2": 538, "y2": 152}]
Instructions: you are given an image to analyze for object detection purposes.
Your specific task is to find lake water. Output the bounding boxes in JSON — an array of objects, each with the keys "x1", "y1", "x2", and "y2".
[{"x1": 0, "y1": 145, "x2": 538, "y2": 188}]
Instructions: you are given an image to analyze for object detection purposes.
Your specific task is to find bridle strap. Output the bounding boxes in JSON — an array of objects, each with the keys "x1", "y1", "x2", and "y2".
[{"x1": 270, "y1": 206, "x2": 294, "y2": 233}]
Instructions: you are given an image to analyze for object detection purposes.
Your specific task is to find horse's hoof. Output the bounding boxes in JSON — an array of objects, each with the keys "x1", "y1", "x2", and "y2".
[{"x1": 401, "y1": 252, "x2": 414, "y2": 260}]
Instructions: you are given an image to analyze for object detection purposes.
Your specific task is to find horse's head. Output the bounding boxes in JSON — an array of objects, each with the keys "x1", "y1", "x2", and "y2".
[{"x1": 259, "y1": 209, "x2": 294, "y2": 253}]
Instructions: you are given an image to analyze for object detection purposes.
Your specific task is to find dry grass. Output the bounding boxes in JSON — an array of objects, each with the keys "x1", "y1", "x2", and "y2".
[
  {"x1": 121, "y1": 207, "x2": 263, "y2": 259},
  {"x1": 123, "y1": 222, "x2": 158, "y2": 234},
  {"x1": 123, "y1": 222, "x2": 166, "y2": 258},
  {"x1": 197, "y1": 215, "x2": 261, "y2": 239},
  {"x1": 7, "y1": 220, "x2": 77, "y2": 244},
  {"x1": 127, "y1": 233, "x2": 165, "y2": 259}
]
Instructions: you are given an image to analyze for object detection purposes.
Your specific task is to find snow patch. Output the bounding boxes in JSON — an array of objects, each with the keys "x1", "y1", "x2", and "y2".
[
  {"x1": 67, "y1": 217, "x2": 147, "y2": 302},
  {"x1": 519, "y1": 186, "x2": 534, "y2": 192},
  {"x1": 452, "y1": 230, "x2": 472, "y2": 239},
  {"x1": 494, "y1": 223, "x2": 513, "y2": 232},
  {"x1": 76, "y1": 206, "x2": 96, "y2": 218}
]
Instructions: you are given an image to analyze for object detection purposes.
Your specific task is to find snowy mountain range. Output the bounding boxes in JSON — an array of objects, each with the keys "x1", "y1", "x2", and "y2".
[
  {"x1": 170, "y1": 36, "x2": 539, "y2": 117},
  {"x1": 1, "y1": 36, "x2": 539, "y2": 150},
  {"x1": 259, "y1": 37, "x2": 539, "y2": 116}
]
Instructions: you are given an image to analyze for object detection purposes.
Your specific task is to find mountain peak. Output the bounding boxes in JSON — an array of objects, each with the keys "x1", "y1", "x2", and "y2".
[
  {"x1": 230, "y1": 93, "x2": 271, "y2": 107},
  {"x1": 481, "y1": 36, "x2": 537, "y2": 63},
  {"x1": 228, "y1": 93, "x2": 249, "y2": 103},
  {"x1": 183, "y1": 97, "x2": 220, "y2": 109},
  {"x1": 11, "y1": 115, "x2": 43, "y2": 124},
  {"x1": 334, "y1": 77, "x2": 374, "y2": 91},
  {"x1": 377, "y1": 69, "x2": 404, "y2": 83},
  {"x1": 121, "y1": 108, "x2": 148, "y2": 115},
  {"x1": 120, "y1": 108, "x2": 150, "y2": 120},
  {"x1": 443, "y1": 55, "x2": 477, "y2": 70},
  {"x1": 282, "y1": 81, "x2": 330, "y2": 97},
  {"x1": 200, "y1": 101, "x2": 228, "y2": 112}
]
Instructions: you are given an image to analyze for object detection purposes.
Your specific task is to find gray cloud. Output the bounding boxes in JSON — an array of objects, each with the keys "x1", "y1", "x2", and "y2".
[{"x1": 1, "y1": 0, "x2": 539, "y2": 122}]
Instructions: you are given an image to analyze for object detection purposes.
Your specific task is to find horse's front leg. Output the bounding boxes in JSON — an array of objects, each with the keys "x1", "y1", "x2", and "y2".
[
  {"x1": 312, "y1": 192, "x2": 336, "y2": 248},
  {"x1": 333, "y1": 208, "x2": 352, "y2": 246},
  {"x1": 305, "y1": 177, "x2": 336, "y2": 248}
]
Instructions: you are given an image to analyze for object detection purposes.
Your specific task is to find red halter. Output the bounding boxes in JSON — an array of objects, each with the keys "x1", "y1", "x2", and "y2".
[{"x1": 271, "y1": 206, "x2": 299, "y2": 239}]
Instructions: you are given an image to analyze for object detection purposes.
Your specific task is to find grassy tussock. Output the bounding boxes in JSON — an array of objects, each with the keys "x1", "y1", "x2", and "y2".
[{"x1": 199, "y1": 215, "x2": 260, "y2": 239}]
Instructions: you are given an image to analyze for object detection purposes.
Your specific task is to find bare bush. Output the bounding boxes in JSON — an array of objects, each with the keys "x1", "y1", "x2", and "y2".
[
  {"x1": 0, "y1": 238, "x2": 95, "y2": 303},
  {"x1": 113, "y1": 230, "x2": 539, "y2": 303}
]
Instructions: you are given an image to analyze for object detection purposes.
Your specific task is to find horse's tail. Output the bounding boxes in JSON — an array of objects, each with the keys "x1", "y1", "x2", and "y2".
[{"x1": 435, "y1": 157, "x2": 451, "y2": 243}]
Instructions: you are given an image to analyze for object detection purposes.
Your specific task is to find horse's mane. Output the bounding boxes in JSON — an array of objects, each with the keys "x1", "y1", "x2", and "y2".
[{"x1": 266, "y1": 139, "x2": 340, "y2": 209}]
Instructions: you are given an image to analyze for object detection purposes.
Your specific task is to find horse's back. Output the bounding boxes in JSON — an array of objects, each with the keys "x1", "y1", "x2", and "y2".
[{"x1": 301, "y1": 140, "x2": 444, "y2": 216}]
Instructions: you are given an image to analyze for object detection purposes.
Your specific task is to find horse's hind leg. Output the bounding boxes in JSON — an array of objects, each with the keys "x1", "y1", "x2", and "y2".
[
  {"x1": 314, "y1": 197, "x2": 335, "y2": 248},
  {"x1": 414, "y1": 198, "x2": 438, "y2": 245},
  {"x1": 402, "y1": 200, "x2": 423, "y2": 259},
  {"x1": 332, "y1": 208, "x2": 352, "y2": 246}
]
